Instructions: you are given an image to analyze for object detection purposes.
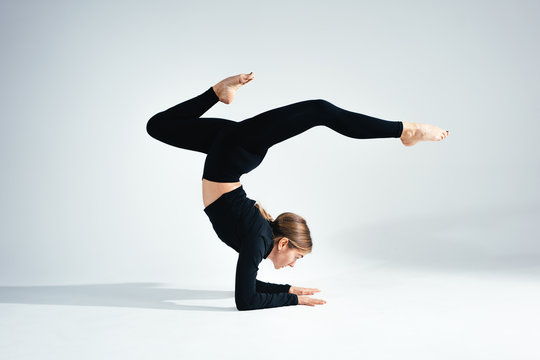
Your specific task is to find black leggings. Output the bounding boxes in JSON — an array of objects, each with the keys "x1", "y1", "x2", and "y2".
[{"x1": 146, "y1": 86, "x2": 404, "y2": 182}]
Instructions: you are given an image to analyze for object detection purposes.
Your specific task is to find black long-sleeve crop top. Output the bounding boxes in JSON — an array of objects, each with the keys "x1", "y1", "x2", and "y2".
[{"x1": 203, "y1": 185, "x2": 299, "y2": 310}]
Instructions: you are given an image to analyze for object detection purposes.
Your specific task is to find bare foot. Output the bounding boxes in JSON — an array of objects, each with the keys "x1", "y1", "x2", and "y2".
[
  {"x1": 212, "y1": 72, "x2": 255, "y2": 104},
  {"x1": 400, "y1": 121, "x2": 450, "y2": 146}
]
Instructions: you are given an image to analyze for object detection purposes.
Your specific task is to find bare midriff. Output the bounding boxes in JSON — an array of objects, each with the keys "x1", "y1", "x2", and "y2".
[{"x1": 202, "y1": 179, "x2": 242, "y2": 209}]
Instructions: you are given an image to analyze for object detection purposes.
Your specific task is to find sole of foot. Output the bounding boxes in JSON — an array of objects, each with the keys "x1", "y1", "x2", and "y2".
[
  {"x1": 212, "y1": 72, "x2": 255, "y2": 104},
  {"x1": 400, "y1": 121, "x2": 450, "y2": 147}
]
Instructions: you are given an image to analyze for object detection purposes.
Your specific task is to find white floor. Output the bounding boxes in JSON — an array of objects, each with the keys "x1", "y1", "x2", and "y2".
[{"x1": 1, "y1": 263, "x2": 539, "y2": 360}]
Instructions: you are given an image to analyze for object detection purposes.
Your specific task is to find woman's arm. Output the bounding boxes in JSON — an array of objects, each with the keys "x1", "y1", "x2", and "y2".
[
  {"x1": 234, "y1": 238, "x2": 298, "y2": 311},
  {"x1": 256, "y1": 280, "x2": 292, "y2": 294}
]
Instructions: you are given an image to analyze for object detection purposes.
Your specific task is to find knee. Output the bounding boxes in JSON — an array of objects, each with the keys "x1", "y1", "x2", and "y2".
[
  {"x1": 311, "y1": 99, "x2": 334, "y2": 112},
  {"x1": 309, "y1": 99, "x2": 337, "y2": 123},
  {"x1": 146, "y1": 112, "x2": 162, "y2": 138}
]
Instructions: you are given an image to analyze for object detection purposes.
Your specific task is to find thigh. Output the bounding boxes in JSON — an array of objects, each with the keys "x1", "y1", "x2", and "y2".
[
  {"x1": 147, "y1": 116, "x2": 236, "y2": 154},
  {"x1": 233, "y1": 99, "x2": 327, "y2": 152},
  {"x1": 200, "y1": 100, "x2": 325, "y2": 181},
  {"x1": 202, "y1": 125, "x2": 268, "y2": 182}
]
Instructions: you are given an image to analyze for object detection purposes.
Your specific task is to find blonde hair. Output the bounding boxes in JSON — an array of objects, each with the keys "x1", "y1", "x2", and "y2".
[{"x1": 255, "y1": 201, "x2": 312, "y2": 254}]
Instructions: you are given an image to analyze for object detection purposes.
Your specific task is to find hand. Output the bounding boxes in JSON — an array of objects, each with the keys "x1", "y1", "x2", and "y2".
[
  {"x1": 297, "y1": 295, "x2": 326, "y2": 307},
  {"x1": 289, "y1": 286, "x2": 321, "y2": 295},
  {"x1": 290, "y1": 286, "x2": 326, "y2": 306}
]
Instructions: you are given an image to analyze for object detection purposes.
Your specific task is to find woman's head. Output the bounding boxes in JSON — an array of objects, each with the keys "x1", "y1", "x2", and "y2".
[{"x1": 255, "y1": 202, "x2": 312, "y2": 270}]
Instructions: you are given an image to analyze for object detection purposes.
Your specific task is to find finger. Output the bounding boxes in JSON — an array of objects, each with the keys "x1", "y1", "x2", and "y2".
[{"x1": 300, "y1": 288, "x2": 319, "y2": 295}]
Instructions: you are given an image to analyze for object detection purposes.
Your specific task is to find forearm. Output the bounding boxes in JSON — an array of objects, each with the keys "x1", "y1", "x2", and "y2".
[
  {"x1": 236, "y1": 291, "x2": 298, "y2": 311},
  {"x1": 256, "y1": 279, "x2": 292, "y2": 294}
]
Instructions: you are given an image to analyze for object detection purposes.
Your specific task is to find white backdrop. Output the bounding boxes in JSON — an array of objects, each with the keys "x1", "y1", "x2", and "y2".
[{"x1": 1, "y1": 1, "x2": 539, "y2": 359}]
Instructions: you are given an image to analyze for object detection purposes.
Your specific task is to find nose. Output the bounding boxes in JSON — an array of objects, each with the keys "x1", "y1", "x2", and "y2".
[{"x1": 289, "y1": 258, "x2": 298, "y2": 267}]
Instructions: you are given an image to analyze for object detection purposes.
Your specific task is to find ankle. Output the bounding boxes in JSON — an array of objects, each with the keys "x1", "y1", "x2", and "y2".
[
  {"x1": 400, "y1": 121, "x2": 413, "y2": 139},
  {"x1": 212, "y1": 84, "x2": 220, "y2": 97}
]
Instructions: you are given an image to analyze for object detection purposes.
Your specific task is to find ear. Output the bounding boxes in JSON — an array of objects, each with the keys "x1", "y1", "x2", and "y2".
[{"x1": 279, "y1": 237, "x2": 289, "y2": 249}]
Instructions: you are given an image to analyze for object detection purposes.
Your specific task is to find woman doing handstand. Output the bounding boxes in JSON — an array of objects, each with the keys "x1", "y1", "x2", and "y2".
[{"x1": 146, "y1": 72, "x2": 450, "y2": 311}]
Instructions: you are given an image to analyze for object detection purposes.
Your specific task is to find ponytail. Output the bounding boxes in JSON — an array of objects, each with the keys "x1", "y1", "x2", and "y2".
[
  {"x1": 255, "y1": 201, "x2": 312, "y2": 254},
  {"x1": 255, "y1": 201, "x2": 274, "y2": 223}
]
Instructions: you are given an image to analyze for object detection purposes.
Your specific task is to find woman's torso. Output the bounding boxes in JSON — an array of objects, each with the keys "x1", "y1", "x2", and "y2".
[
  {"x1": 203, "y1": 181, "x2": 272, "y2": 257},
  {"x1": 202, "y1": 178, "x2": 242, "y2": 209}
]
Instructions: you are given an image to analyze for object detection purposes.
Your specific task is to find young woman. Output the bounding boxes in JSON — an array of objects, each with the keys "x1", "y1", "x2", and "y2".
[{"x1": 146, "y1": 72, "x2": 449, "y2": 311}]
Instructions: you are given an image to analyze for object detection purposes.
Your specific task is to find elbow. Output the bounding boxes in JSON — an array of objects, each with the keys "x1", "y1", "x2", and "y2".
[
  {"x1": 235, "y1": 299, "x2": 252, "y2": 311},
  {"x1": 236, "y1": 304, "x2": 249, "y2": 311},
  {"x1": 235, "y1": 294, "x2": 255, "y2": 311}
]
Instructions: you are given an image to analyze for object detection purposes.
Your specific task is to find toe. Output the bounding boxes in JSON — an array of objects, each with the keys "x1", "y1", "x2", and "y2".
[{"x1": 242, "y1": 73, "x2": 254, "y2": 84}]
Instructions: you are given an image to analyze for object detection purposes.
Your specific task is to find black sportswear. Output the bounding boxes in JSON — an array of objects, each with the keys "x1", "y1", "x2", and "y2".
[{"x1": 146, "y1": 84, "x2": 403, "y2": 310}]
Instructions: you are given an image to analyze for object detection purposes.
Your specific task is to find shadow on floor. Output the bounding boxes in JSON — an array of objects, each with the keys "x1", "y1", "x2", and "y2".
[
  {"x1": 332, "y1": 200, "x2": 540, "y2": 279},
  {"x1": 0, "y1": 283, "x2": 236, "y2": 311}
]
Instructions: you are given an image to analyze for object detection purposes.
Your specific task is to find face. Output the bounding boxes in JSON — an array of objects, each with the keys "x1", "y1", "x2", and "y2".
[{"x1": 269, "y1": 237, "x2": 306, "y2": 270}]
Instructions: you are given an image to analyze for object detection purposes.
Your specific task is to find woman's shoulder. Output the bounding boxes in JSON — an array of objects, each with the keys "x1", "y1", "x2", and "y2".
[{"x1": 238, "y1": 206, "x2": 274, "y2": 258}]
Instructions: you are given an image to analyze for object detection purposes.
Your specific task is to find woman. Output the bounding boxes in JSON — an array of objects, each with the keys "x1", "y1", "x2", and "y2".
[{"x1": 146, "y1": 72, "x2": 449, "y2": 311}]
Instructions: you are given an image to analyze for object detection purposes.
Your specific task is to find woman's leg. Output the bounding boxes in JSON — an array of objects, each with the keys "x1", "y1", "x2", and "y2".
[
  {"x1": 235, "y1": 99, "x2": 403, "y2": 153},
  {"x1": 201, "y1": 99, "x2": 404, "y2": 182},
  {"x1": 146, "y1": 86, "x2": 236, "y2": 154}
]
